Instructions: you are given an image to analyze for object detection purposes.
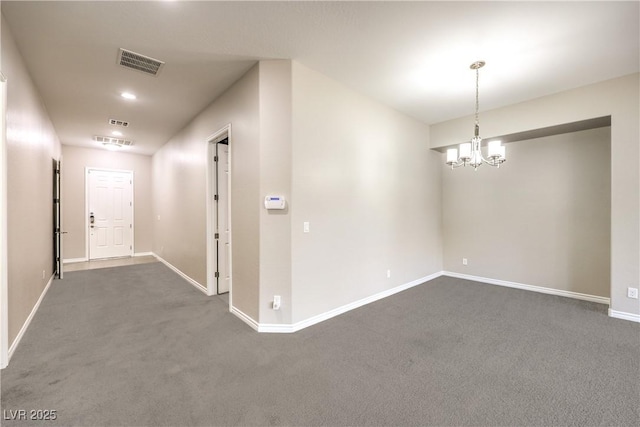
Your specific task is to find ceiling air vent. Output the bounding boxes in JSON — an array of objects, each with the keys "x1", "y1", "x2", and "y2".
[
  {"x1": 94, "y1": 136, "x2": 133, "y2": 147},
  {"x1": 109, "y1": 118, "x2": 129, "y2": 127},
  {"x1": 117, "y1": 48, "x2": 165, "y2": 76}
]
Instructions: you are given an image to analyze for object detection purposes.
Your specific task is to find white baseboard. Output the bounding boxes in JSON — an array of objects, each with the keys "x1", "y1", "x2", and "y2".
[
  {"x1": 6, "y1": 273, "x2": 55, "y2": 366},
  {"x1": 152, "y1": 252, "x2": 209, "y2": 296},
  {"x1": 65, "y1": 253, "x2": 153, "y2": 263},
  {"x1": 232, "y1": 272, "x2": 443, "y2": 334},
  {"x1": 134, "y1": 252, "x2": 154, "y2": 257},
  {"x1": 63, "y1": 257, "x2": 88, "y2": 264},
  {"x1": 230, "y1": 306, "x2": 260, "y2": 331},
  {"x1": 443, "y1": 271, "x2": 611, "y2": 305},
  {"x1": 608, "y1": 309, "x2": 640, "y2": 323}
]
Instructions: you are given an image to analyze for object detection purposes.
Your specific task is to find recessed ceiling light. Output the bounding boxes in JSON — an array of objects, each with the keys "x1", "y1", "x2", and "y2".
[
  {"x1": 121, "y1": 92, "x2": 136, "y2": 100},
  {"x1": 112, "y1": 131, "x2": 123, "y2": 137}
]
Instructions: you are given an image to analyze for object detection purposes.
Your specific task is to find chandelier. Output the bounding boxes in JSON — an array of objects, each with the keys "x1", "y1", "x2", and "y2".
[{"x1": 446, "y1": 61, "x2": 506, "y2": 170}]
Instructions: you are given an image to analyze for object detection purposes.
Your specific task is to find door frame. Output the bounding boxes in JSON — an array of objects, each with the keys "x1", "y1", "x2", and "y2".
[
  {"x1": 84, "y1": 167, "x2": 135, "y2": 260},
  {"x1": 0, "y1": 73, "x2": 8, "y2": 368},
  {"x1": 206, "y1": 124, "x2": 232, "y2": 305}
]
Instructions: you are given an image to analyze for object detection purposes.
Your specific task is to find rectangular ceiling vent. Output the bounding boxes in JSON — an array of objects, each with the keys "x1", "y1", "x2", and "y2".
[
  {"x1": 118, "y1": 48, "x2": 164, "y2": 76},
  {"x1": 108, "y1": 118, "x2": 129, "y2": 127},
  {"x1": 94, "y1": 136, "x2": 133, "y2": 147}
]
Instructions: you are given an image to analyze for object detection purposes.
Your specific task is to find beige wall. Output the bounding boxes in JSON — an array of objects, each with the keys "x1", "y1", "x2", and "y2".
[
  {"x1": 290, "y1": 62, "x2": 443, "y2": 323},
  {"x1": 2, "y1": 15, "x2": 61, "y2": 346},
  {"x1": 153, "y1": 60, "x2": 443, "y2": 327},
  {"x1": 61, "y1": 145, "x2": 153, "y2": 260},
  {"x1": 431, "y1": 73, "x2": 639, "y2": 316},
  {"x1": 152, "y1": 64, "x2": 260, "y2": 320},
  {"x1": 258, "y1": 61, "x2": 293, "y2": 324},
  {"x1": 442, "y1": 127, "x2": 611, "y2": 297}
]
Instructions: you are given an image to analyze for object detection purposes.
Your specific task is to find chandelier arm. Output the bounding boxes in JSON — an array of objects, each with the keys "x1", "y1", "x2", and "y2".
[
  {"x1": 482, "y1": 155, "x2": 506, "y2": 167},
  {"x1": 482, "y1": 159, "x2": 501, "y2": 167},
  {"x1": 451, "y1": 160, "x2": 467, "y2": 169},
  {"x1": 447, "y1": 158, "x2": 471, "y2": 169}
]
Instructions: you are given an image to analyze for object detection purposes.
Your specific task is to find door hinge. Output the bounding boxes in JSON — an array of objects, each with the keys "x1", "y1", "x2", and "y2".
[
  {"x1": 53, "y1": 198, "x2": 60, "y2": 203},
  {"x1": 214, "y1": 272, "x2": 220, "y2": 278},
  {"x1": 214, "y1": 195, "x2": 218, "y2": 201},
  {"x1": 130, "y1": 224, "x2": 132, "y2": 229},
  {"x1": 130, "y1": 202, "x2": 132, "y2": 206},
  {"x1": 214, "y1": 233, "x2": 219, "y2": 239},
  {"x1": 130, "y1": 245, "x2": 132, "y2": 250},
  {"x1": 214, "y1": 156, "x2": 218, "y2": 162}
]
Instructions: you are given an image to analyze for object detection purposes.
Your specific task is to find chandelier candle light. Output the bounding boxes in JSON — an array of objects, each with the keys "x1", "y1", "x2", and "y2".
[{"x1": 446, "y1": 61, "x2": 506, "y2": 170}]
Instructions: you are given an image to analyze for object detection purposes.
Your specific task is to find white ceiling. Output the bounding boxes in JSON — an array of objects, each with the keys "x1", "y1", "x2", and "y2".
[{"x1": 2, "y1": 1, "x2": 638, "y2": 155}]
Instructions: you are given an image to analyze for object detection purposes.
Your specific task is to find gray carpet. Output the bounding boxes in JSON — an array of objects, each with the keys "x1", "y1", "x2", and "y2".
[{"x1": 1, "y1": 263, "x2": 638, "y2": 426}]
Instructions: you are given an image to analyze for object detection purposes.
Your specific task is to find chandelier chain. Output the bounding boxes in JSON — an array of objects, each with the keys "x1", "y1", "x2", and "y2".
[{"x1": 475, "y1": 66, "x2": 480, "y2": 129}]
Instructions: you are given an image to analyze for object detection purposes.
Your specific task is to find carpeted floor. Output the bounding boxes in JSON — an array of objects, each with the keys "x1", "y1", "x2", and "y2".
[{"x1": 1, "y1": 263, "x2": 638, "y2": 426}]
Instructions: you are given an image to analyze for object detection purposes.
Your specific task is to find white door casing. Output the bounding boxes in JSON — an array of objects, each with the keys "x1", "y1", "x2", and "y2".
[
  {"x1": 206, "y1": 125, "x2": 232, "y2": 300},
  {"x1": 217, "y1": 143, "x2": 230, "y2": 293},
  {"x1": 87, "y1": 169, "x2": 133, "y2": 260},
  {"x1": 1, "y1": 74, "x2": 8, "y2": 368}
]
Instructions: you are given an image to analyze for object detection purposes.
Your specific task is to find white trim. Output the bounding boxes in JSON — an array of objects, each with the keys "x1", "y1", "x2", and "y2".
[
  {"x1": 206, "y1": 124, "x2": 232, "y2": 307},
  {"x1": 0, "y1": 76, "x2": 8, "y2": 368},
  {"x1": 443, "y1": 271, "x2": 611, "y2": 305},
  {"x1": 230, "y1": 272, "x2": 443, "y2": 334},
  {"x1": 63, "y1": 257, "x2": 89, "y2": 264},
  {"x1": 230, "y1": 306, "x2": 260, "y2": 331},
  {"x1": 152, "y1": 252, "x2": 209, "y2": 296},
  {"x1": 608, "y1": 309, "x2": 640, "y2": 323},
  {"x1": 134, "y1": 252, "x2": 154, "y2": 257},
  {"x1": 5, "y1": 274, "x2": 55, "y2": 367}
]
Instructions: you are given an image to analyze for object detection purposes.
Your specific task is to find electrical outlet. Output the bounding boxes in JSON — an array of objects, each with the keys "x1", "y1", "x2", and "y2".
[
  {"x1": 273, "y1": 295, "x2": 281, "y2": 310},
  {"x1": 303, "y1": 222, "x2": 310, "y2": 233},
  {"x1": 462, "y1": 258, "x2": 468, "y2": 266},
  {"x1": 628, "y1": 287, "x2": 638, "y2": 299},
  {"x1": 387, "y1": 269, "x2": 391, "y2": 278}
]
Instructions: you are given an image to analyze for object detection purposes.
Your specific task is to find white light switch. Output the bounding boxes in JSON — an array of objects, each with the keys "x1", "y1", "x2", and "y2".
[{"x1": 303, "y1": 222, "x2": 310, "y2": 233}]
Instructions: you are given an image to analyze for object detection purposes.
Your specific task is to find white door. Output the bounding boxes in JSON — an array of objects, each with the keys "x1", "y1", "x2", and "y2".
[
  {"x1": 216, "y1": 143, "x2": 230, "y2": 294},
  {"x1": 88, "y1": 169, "x2": 133, "y2": 260},
  {"x1": 54, "y1": 158, "x2": 64, "y2": 278}
]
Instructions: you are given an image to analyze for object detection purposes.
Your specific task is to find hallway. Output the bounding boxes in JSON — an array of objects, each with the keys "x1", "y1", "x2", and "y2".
[{"x1": 63, "y1": 255, "x2": 158, "y2": 273}]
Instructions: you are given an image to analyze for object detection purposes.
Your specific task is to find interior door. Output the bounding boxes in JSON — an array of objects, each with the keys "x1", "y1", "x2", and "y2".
[
  {"x1": 216, "y1": 142, "x2": 230, "y2": 294},
  {"x1": 88, "y1": 169, "x2": 133, "y2": 260},
  {"x1": 53, "y1": 158, "x2": 64, "y2": 278}
]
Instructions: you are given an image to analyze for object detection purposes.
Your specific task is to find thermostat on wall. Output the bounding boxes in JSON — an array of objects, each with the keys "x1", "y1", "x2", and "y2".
[{"x1": 264, "y1": 195, "x2": 286, "y2": 210}]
